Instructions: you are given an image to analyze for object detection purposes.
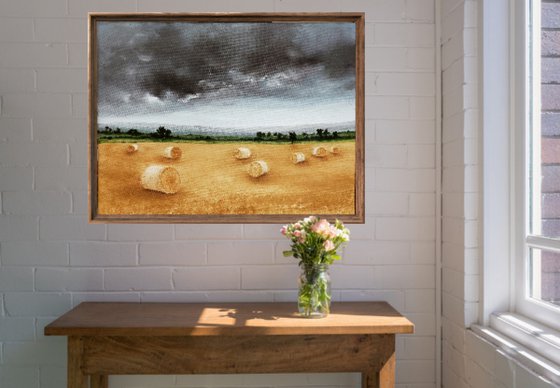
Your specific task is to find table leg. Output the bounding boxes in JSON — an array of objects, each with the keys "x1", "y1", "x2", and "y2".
[
  {"x1": 68, "y1": 337, "x2": 87, "y2": 388},
  {"x1": 90, "y1": 375, "x2": 108, "y2": 388},
  {"x1": 362, "y1": 352, "x2": 395, "y2": 388}
]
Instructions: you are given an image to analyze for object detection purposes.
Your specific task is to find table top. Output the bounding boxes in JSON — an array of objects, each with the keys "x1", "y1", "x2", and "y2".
[{"x1": 44, "y1": 302, "x2": 414, "y2": 337}]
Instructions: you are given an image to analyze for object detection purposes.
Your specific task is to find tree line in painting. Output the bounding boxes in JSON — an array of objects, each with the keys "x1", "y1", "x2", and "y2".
[{"x1": 97, "y1": 126, "x2": 356, "y2": 144}]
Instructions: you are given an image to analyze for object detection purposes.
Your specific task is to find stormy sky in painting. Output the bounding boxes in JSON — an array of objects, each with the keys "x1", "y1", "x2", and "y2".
[{"x1": 97, "y1": 22, "x2": 356, "y2": 130}]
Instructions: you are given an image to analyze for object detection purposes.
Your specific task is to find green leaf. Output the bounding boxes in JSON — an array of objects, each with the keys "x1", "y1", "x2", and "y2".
[{"x1": 283, "y1": 250, "x2": 293, "y2": 257}]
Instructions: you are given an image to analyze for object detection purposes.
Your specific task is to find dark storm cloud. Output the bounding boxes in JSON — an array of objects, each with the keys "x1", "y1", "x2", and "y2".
[{"x1": 97, "y1": 22, "x2": 356, "y2": 116}]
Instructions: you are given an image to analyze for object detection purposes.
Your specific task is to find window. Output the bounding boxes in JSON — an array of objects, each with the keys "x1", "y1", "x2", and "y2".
[{"x1": 515, "y1": 0, "x2": 560, "y2": 331}]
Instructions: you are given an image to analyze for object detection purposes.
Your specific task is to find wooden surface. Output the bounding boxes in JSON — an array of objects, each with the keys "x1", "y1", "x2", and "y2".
[{"x1": 45, "y1": 302, "x2": 414, "y2": 337}]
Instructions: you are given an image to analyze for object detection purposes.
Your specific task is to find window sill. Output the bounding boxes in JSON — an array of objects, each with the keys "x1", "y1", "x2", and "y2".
[{"x1": 471, "y1": 313, "x2": 560, "y2": 385}]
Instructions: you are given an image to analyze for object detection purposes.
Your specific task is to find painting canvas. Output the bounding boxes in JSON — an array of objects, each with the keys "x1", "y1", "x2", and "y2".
[{"x1": 89, "y1": 13, "x2": 364, "y2": 223}]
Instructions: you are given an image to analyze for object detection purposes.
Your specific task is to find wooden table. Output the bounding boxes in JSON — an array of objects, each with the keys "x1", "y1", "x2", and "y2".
[{"x1": 45, "y1": 302, "x2": 414, "y2": 388}]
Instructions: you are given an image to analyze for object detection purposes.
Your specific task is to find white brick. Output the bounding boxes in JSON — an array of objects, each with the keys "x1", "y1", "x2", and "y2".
[
  {"x1": 241, "y1": 265, "x2": 299, "y2": 290},
  {"x1": 374, "y1": 23, "x2": 434, "y2": 47},
  {"x1": 0, "y1": 216, "x2": 37, "y2": 241},
  {"x1": 3, "y1": 341, "x2": 66, "y2": 366},
  {"x1": 344, "y1": 217, "x2": 375, "y2": 239},
  {"x1": 403, "y1": 336, "x2": 436, "y2": 360},
  {"x1": 71, "y1": 292, "x2": 140, "y2": 306},
  {"x1": 0, "y1": 69, "x2": 35, "y2": 93},
  {"x1": 67, "y1": 143, "x2": 86, "y2": 166},
  {"x1": 40, "y1": 216, "x2": 105, "y2": 241},
  {"x1": 330, "y1": 265, "x2": 376, "y2": 289},
  {"x1": 411, "y1": 96, "x2": 436, "y2": 119},
  {"x1": 0, "y1": 143, "x2": 67, "y2": 166},
  {"x1": 68, "y1": 43, "x2": 87, "y2": 67},
  {"x1": 365, "y1": 144, "x2": 407, "y2": 167},
  {"x1": 365, "y1": 192, "x2": 409, "y2": 215},
  {"x1": 4, "y1": 292, "x2": 71, "y2": 316},
  {"x1": 107, "y1": 224, "x2": 173, "y2": 241},
  {"x1": 0, "y1": 18, "x2": 34, "y2": 41},
  {"x1": 365, "y1": 48, "x2": 408, "y2": 70},
  {"x1": 243, "y1": 224, "x2": 284, "y2": 239},
  {"x1": 0, "y1": 43, "x2": 66, "y2": 67},
  {"x1": 365, "y1": 96, "x2": 409, "y2": 119},
  {"x1": 72, "y1": 93, "x2": 87, "y2": 117},
  {"x1": 405, "y1": 313, "x2": 436, "y2": 335},
  {"x1": 1, "y1": 242, "x2": 67, "y2": 267},
  {"x1": 3, "y1": 191, "x2": 70, "y2": 215},
  {"x1": 38, "y1": 366, "x2": 65, "y2": 388},
  {"x1": 69, "y1": 0, "x2": 137, "y2": 15},
  {"x1": 208, "y1": 241, "x2": 274, "y2": 264},
  {"x1": 138, "y1": 0, "x2": 274, "y2": 12},
  {"x1": 376, "y1": 169, "x2": 435, "y2": 192},
  {"x1": 408, "y1": 48, "x2": 436, "y2": 70},
  {"x1": 71, "y1": 191, "x2": 88, "y2": 215},
  {"x1": 175, "y1": 224, "x2": 244, "y2": 239},
  {"x1": 33, "y1": 118, "x2": 87, "y2": 143},
  {"x1": 274, "y1": 0, "x2": 341, "y2": 12},
  {"x1": 35, "y1": 167, "x2": 86, "y2": 191},
  {"x1": 34, "y1": 18, "x2": 86, "y2": 43},
  {"x1": 405, "y1": 289, "x2": 435, "y2": 313},
  {"x1": 0, "y1": 0, "x2": 66, "y2": 16},
  {"x1": 35, "y1": 268, "x2": 103, "y2": 291},
  {"x1": 2, "y1": 93, "x2": 72, "y2": 118},
  {"x1": 0, "y1": 118, "x2": 32, "y2": 143},
  {"x1": 406, "y1": 0, "x2": 435, "y2": 22},
  {"x1": 0, "y1": 366, "x2": 39, "y2": 388},
  {"x1": 369, "y1": 73, "x2": 435, "y2": 96},
  {"x1": 409, "y1": 193, "x2": 436, "y2": 216},
  {"x1": 465, "y1": 357, "x2": 494, "y2": 388},
  {"x1": 373, "y1": 265, "x2": 435, "y2": 289},
  {"x1": 410, "y1": 241, "x2": 436, "y2": 264},
  {"x1": 0, "y1": 268, "x2": 34, "y2": 291},
  {"x1": 396, "y1": 360, "x2": 435, "y2": 383},
  {"x1": 0, "y1": 166, "x2": 33, "y2": 191},
  {"x1": 442, "y1": 217, "x2": 465, "y2": 246},
  {"x1": 376, "y1": 120, "x2": 435, "y2": 144},
  {"x1": 173, "y1": 267, "x2": 240, "y2": 290},
  {"x1": 0, "y1": 317, "x2": 35, "y2": 340},
  {"x1": 346, "y1": 0, "x2": 406, "y2": 20},
  {"x1": 139, "y1": 242, "x2": 206, "y2": 266},
  {"x1": 37, "y1": 69, "x2": 86, "y2": 93},
  {"x1": 104, "y1": 268, "x2": 173, "y2": 291},
  {"x1": 70, "y1": 242, "x2": 136, "y2": 266},
  {"x1": 408, "y1": 144, "x2": 435, "y2": 168},
  {"x1": 344, "y1": 240, "x2": 410, "y2": 264}
]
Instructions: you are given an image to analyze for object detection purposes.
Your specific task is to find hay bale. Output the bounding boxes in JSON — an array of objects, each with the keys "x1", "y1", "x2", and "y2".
[
  {"x1": 141, "y1": 165, "x2": 181, "y2": 194},
  {"x1": 234, "y1": 147, "x2": 252, "y2": 159},
  {"x1": 312, "y1": 146, "x2": 327, "y2": 158},
  {"x1": 126, "y1": 144, "x2": 139, "y2": 154},
  {"x1": 247, "y1": 160, "x2": 269, "y2": 178},
  {"x1": 330, "y1": 146, "x2": 340, "y2": 154},
  {"x1": 291, "y1": 152, "x2": 306, "y2": 164},
  {"x1": 163, "y1": 146, "x2": 182, "y2": 160}
]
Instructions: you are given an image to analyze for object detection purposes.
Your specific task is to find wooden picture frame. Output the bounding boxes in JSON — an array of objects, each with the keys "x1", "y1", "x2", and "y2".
[{"x1": 88, "y1": 13, "x2": 365, "y2": 223}]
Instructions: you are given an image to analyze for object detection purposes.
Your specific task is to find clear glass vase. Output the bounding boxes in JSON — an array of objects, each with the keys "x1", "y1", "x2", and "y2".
[{"x1": 298, "y1": 264, "x2": 331, "y2": 318}]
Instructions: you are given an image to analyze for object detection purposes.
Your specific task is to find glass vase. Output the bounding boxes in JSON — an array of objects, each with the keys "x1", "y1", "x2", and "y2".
[{"x1": 298, "y1": 264, "x2": 331, "y2": 318}]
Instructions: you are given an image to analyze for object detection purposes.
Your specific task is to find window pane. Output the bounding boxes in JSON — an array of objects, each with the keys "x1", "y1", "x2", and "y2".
[
  {"x1": 530, "y1": 248, "x2": 560, "y2": 307},
  {"x1": 540, "y1": 1, "x2": 560, "y2": 238}
]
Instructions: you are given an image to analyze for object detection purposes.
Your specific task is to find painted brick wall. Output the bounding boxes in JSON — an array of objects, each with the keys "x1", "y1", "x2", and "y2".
[{"x1": 0, "y1": 1, "x2": 437, "y2": 388}]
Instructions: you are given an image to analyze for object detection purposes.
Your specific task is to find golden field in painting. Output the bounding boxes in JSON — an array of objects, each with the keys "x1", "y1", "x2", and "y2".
[{"x1": 97, "y1": 141, "x2": 355, "y2": 215}]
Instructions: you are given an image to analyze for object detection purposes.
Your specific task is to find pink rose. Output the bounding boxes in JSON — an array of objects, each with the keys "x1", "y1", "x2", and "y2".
[
  {"x1": 323, "y1": 240, "x2": 335, "y2": 251},
  {"x1": 280, "y1": 226, "x2": 287, "y2": 235}
]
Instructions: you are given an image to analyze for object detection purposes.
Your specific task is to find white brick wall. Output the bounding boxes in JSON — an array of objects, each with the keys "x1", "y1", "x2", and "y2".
[{"x1": 0, "y1": 1, "x2": 437, "y2": 387}]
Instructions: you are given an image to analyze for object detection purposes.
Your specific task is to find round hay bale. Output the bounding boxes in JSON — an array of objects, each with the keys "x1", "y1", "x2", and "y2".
[
  {"x1": 141, "y1": 165, "x2": 181, "y2": 194},
  {"x1": 291, "y1": 152, "x2": 306, "y2": 164},
  {"x1": 330, "y1": 146, "x2": 340, "y2": 154},
  {"x1": 247, "y1": 160, "x2": 269, "y2": 178},
  {"x1": 126, "y1": 144, "x2": 139, "y2": 154},
  {"x1": 163, "y1": 146, "x2": 182, "y2": 160},
  {"x1": 234, "y1": 147, "x2": 252, "y2": 159},
  {"x1": 312, "y1": 146, "x2": 327, "y2": 158}
]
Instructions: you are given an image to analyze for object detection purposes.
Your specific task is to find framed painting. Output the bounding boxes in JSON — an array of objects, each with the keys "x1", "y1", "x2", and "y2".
[{"x1": 88, "y1": 13, "x2": 364, "y2": 223}]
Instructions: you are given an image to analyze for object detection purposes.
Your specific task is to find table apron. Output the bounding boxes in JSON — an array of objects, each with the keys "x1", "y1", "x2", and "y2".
[{"x1": 80, "y1": 334, "x2": 395, "y2": 375}]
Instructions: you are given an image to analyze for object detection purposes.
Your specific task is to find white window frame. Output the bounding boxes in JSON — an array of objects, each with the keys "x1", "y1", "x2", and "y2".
[
  {"x1": 513, "y1": 0, "x2": 560, "y2": 331},
  {"x1": 481, "y1": 0, "x2": 560, "y2": 333}
]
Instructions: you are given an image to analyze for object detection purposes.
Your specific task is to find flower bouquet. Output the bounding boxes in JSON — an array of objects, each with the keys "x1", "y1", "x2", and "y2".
[{"x1": 282, "y1": 216, "x2": 350, "y2": 318}]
